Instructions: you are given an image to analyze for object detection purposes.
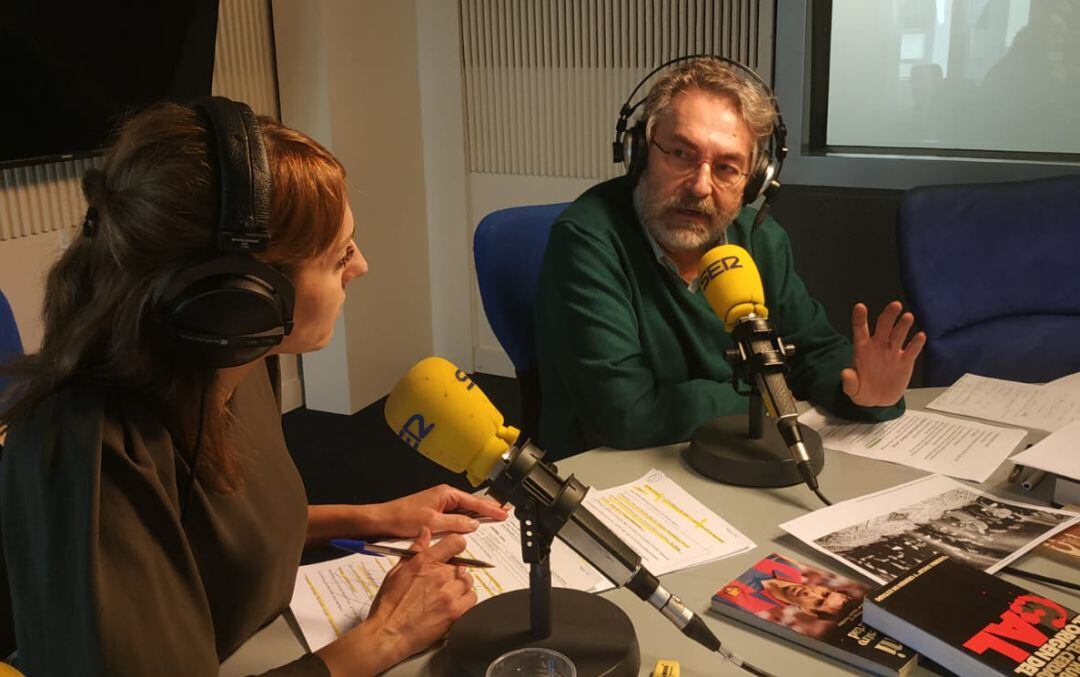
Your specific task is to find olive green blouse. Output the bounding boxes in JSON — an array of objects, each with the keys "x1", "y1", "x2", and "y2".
[{"x1": 1, "y1": 359, "x2": 329, "y2": 676}]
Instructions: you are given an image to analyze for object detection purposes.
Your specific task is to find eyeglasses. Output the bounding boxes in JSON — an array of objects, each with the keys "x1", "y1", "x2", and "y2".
[{"x1": 650, "y1": 139, "x2": 748, "y2": 188}]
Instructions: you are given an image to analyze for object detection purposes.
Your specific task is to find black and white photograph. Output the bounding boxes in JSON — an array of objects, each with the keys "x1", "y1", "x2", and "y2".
[{"x1": 781, "y1": 475, "x2": 1080, "y2": 584}]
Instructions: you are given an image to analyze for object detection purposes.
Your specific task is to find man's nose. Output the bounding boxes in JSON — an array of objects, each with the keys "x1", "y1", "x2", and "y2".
[{"x1": 686, "y1": 162, "x2": 713, "y2": 198}]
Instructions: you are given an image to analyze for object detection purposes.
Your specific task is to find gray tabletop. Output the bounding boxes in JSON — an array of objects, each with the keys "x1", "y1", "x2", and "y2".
[{"x1": 222, "y1": 388, "x2": 1079, "y2": 676}]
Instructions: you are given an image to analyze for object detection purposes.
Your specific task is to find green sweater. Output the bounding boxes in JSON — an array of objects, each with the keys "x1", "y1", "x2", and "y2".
[{"x1": 534, "y1": 176, "x2": 903, "y2": 459}]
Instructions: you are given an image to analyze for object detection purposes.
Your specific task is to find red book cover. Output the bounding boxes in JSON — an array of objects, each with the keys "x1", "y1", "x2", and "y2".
[{"x1": 711, "y1": 552, "x2": 917, "y2": 676}]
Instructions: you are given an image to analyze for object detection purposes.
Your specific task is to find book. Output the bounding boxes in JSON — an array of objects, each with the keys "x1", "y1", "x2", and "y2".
[
  {"x1": 710, "y1": 553, "x2": 918, "y2": 676},
  {"x1": 863, "y1": 554, "x2": 1080, "y2": 677},
  {"x1": 1038, "y1": 516, "x2": 1080, "y2": 565},
  {"x1": 1055, "y1": 477, "x2": 1080, "y2": 508}
]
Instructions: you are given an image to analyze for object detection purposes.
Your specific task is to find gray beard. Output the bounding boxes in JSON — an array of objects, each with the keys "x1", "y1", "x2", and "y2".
[{"x1": 632, "y1": 178, "x2": 737, "y2": 256}]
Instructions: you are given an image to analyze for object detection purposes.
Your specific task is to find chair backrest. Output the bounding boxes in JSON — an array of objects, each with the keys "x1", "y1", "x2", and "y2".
[
  {"x1": 0, "y1": 290, "x2": 21, "y2": 661},
  {"x1": 897, "y1": 174, "x2": 1080, "y2": 386},
  {"x1": 473, "y1": 203, "x2": 569, "y2": 440},
  {"x1": 0, "y1": 291, "x2": 21, "y2": 389}
]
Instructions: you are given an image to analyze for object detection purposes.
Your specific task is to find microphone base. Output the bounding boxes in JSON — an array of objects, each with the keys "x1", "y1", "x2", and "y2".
[
  {"x1": 442, "y1": 588, "x2": 640, "y2": 677},
  {"x1": 683, "y1": 414, "x2": 824, "y2": 487}
]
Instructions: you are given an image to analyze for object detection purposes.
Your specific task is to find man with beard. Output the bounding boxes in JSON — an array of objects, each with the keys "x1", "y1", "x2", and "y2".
[{"x1": 534, "y1": 58, "x2": 924, "y2": 460}]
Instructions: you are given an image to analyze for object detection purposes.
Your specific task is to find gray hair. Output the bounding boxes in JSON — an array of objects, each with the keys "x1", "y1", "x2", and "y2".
[{"x1": 639, "y1": 57, "x2": 777, "y2": 169}]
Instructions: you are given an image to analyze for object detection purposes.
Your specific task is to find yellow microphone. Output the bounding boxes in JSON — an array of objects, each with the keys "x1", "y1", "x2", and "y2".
[
  {"x1": 698, "y1": 244, "x2": 768, "y2": 331},
  {"x1": 384, "y1": 356, "x2": 520, "y2": 487},
  {"x1": 385, "y1": 357, "x2": 731, "y2": 656},
  {"x1": 696, "y1": 245, "x2": 825, "y2": 501}
]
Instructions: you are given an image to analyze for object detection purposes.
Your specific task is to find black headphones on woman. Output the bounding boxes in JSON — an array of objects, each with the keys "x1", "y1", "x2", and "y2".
[
  {"x1": 612, "y1": 55, "x2": 788, "y2": 206},
  {"x1": 157, "y1": 97, "x2": 295, "y2": 368}
]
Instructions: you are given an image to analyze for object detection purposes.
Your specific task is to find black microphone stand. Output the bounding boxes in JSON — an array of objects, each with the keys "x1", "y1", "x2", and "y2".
[
  {"x1": 683, "y1": 317, "x2": 825, "y2": 486},
  {"x1": 442, "y1": 451, "x2": 639, "y2": 677},
  {"x1": 518, "y1": 498, "x2": 552, "y2": 639}
]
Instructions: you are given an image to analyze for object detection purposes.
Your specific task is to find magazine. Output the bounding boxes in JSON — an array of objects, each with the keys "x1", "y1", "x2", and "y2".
[{"x1": 711, "y1": 553, "x2": 917, "y2": 676}]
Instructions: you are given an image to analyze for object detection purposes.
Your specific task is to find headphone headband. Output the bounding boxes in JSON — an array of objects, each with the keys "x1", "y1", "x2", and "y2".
[
  {"x1": 157, "y1": 97, "x2": 295, "y2": 368},
  {"x1": 612, "y1": 55, "x2": 787, "y2": 206},
  {"x1": 196, "y1": 96, "x2": 272, "y2": 253}
]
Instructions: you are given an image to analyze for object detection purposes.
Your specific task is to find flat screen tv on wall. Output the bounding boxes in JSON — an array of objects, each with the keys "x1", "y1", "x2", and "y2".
[{"x1": 0, "y1": 1, "x2": 219, "y2": 169}]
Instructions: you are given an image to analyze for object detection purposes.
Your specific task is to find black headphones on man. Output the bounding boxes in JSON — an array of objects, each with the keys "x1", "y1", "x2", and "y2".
[
  {"x1": 157, "y1": 96, "x2": 295, "y2": 368},
  {"x1": 612, "y1": 55, "x2": 788, "y2": 207}
]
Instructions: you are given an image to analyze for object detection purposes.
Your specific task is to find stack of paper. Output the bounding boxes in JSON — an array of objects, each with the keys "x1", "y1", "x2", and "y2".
[
  {"x1": 1008, "y1": 419, "x2": 1080, "y2": 483},
  {"x1": 926, "y1": 373, "x2": 1080, "y2": 433},
  {"x1": 797, "y1": 407, "x2": 1026, "y2": 482},
  {"x1": 290, "y1": 469, "x2": 754, "y2": 652}
]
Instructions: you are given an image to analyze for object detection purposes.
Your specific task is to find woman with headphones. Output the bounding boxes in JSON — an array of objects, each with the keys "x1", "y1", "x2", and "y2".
[{"x1": 0, "y1": 99, "x2": 506, "y2": 675}]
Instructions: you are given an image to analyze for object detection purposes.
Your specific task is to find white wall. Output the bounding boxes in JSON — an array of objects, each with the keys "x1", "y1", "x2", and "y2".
[
  {"x1": 415, "y1": 0, "x2": 474, "y2": 371},
  {"x1": 273, "y1": 0, "x2": 435, "y2": 414}
]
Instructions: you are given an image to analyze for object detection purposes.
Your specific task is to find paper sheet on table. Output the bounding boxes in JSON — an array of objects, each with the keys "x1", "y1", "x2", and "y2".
[
  {"x1": 291, "y1": 469, "x2": 753, "y2": 651},
  {"x1": 798, "y1": 407, "x2": 1026, "y2": 482},
  {"x1": 1008, "y1": 419, "x2": 1080, "y2": 482},
  {"x1": 290, "y1": 517, "x2": 606, "y2": 652},
  {"x1": 926, "y1": 373, "x2": 1080, "y2": 432},
  {"x1": 1046, "y1": 370, "x2": 1080, "y2": 397},
  {"x1": 580, "y1": 467, "x2": 756, "y2": 576},
  {"x1": 780, "y1": 474, "x2": 1080, "y2": 585}
]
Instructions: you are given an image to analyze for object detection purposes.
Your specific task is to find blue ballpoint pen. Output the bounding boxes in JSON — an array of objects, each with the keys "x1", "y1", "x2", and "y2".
[{"x1": 329, "y1": 538, "x2": 495, "y2": 569}]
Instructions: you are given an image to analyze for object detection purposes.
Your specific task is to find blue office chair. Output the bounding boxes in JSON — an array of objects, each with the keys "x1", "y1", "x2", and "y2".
[
  {"x1": 474, "y1": 203, "x2": 569, "y2": 442},
  {"x1": 897, "y1": 175, "x2": 1080, "y2": 386},
  {"x1": 0, "y1": 291, "x2": 22, "y2": 660},
  {"x1": 0, "y1": 290, "x2": 23, "y2": 397}
]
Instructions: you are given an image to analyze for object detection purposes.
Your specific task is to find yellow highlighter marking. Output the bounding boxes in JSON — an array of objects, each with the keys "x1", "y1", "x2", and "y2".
[
  {"x1": 610, "y1": 494, "x2": 687, "y2": 550},
  {"x1": 463, "y1": 548, "x2": 502, "y2": 596},
  {"x1": 602, "y1": 494, "x2": 679, "y2": 550},
  {"x1": 640, "y1": 484, "x2": 727, "y2": 544},
  {"x1": 305, "y1": 574, "x2": 342, "y2": 639}
]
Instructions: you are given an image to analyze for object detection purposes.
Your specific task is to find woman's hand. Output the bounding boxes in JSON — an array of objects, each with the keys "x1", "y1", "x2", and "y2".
[
  {"x1": 306, "y1": 486, "x2": 507, "y2": 547},
  {"x1": 315, "y1": 529, "x2": 477, "y2": 675},
  {"x1": 367, "y1": 484, "x2": 509, "y2": 538}
]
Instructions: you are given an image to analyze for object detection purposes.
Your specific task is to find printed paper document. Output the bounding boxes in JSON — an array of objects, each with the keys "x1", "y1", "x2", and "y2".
[
  {"x1": 798, "y1": 407, "x2": 1025, "y2": 482},
  {"x1": 291, "y1": 469, "x2": 753, "y2": 651},
  {"x1": 926, "y1": 373, "x2": 1080, "y2": 432},
  {"x1": 1009, "y1": 419, "x2": 1080, "y2": 482}
]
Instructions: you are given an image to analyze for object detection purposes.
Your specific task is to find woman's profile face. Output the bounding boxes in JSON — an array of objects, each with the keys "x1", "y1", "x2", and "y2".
[{"x1": 276, "y1": 202, "x2": 367, "y2": 354}]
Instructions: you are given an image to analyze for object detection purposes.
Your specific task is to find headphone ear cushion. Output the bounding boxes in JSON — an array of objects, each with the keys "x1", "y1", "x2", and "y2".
[
  {"x1": 625, "y1": 124, "x2": 647, "y2": 184},
  {"x1": 742, "y1": 152, "x2": 771, "y2": 205},
  {"x1": 158, "y1": 255, "x2": 295, "y2": 367}
]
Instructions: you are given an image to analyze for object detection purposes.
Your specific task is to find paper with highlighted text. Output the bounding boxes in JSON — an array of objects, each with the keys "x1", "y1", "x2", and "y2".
[{"x1": 290, "y1": 468, "x2": 754, "y2": 651}]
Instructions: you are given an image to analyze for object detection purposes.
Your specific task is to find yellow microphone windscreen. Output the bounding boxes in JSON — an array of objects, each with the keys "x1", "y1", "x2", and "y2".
[
  {"x1": 384, "y1": 356, "x2": 520, "y2": 486},
  {"x1": 698, "y1": 244, "x2": 768, "y2": 331}
]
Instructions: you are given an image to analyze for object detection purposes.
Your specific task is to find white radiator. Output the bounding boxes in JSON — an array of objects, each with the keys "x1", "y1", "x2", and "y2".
[{"x1": 459, "y1": 0, "x2": 777, "y2": 180}]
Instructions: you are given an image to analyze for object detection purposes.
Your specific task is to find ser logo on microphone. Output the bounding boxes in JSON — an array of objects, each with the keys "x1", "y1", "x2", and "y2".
[
  {"x1": 698, "y1": 255, "x2": 742, "y2": 292},
  {"x1": 397, "y1": 414, "x2": 434, "y2": 450},
  {"x1": 454, "y1": 369, "x2": 476, "y2": 390}
]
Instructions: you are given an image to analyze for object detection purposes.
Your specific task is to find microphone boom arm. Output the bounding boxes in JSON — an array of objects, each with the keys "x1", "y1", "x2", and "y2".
[{"x1": 488, "y1": 442, "x2": 726, "y2": 653}]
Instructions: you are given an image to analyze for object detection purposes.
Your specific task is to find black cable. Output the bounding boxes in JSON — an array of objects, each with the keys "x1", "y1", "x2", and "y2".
[
  {"x1": 180, "y1": 371, "x2": 210, "y2": 527},
  {"x1": 812, "y1": 487, "x2": 833, "y2": 507},
  {"x1": 1000, "y1": 566, "x2": 1080, "y2": 593},
  {"x1": 717, "y1": 647, "x2": 778, "y2": 677}
]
